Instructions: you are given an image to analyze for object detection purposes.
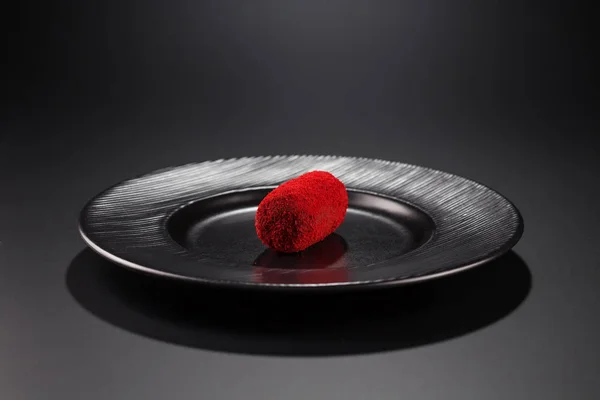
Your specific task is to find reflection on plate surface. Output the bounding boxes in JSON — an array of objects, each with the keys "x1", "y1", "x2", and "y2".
[{"x1": 253, "y1": 234, "x2": 349, "y2": 284}]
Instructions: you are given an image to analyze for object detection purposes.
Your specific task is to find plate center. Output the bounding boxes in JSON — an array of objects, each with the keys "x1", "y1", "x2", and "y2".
[{"x1": 167, "y1": 188, "x2": 434, "y2": 270}]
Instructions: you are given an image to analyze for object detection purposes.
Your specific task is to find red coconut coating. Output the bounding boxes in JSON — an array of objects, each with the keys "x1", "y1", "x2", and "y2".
[{"x1": 255, "y1": 171, "x2": 348, "y2": 253}]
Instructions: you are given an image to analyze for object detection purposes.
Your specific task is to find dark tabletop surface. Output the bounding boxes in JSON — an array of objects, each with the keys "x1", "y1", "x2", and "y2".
[{"x1": 2, "y1": 1, "x2": 598, "y2": 399}]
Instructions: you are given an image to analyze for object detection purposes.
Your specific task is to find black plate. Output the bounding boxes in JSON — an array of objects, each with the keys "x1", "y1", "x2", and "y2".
[{"x1": 79, "y1": 155, "x2": 523, "y2": 290}]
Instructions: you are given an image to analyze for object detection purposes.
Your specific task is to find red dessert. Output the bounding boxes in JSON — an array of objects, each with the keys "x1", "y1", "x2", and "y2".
[{"x1": 255, "y1": 171, "x2": 348, "y2": 253}]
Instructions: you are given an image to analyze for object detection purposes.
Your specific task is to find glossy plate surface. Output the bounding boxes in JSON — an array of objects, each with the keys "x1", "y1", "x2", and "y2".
[{"x1": 79, "y1": 155, "x2": 523, "y2": 290}]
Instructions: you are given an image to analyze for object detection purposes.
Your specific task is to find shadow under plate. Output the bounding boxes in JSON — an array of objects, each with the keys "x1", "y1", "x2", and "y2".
[{"x1": 66, "y1": 249, "x2": 531, "y2": 356}]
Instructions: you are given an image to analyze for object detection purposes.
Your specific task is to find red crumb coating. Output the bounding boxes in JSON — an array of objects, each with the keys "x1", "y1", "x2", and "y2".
[{"x1": 255, "y1": 171, "x2": 348, "y2": 253}]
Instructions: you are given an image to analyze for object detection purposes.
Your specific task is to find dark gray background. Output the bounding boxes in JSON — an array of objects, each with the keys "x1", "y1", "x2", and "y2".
[{"x1": 1, "y1": 1, "x2": 598, "y2": 399}]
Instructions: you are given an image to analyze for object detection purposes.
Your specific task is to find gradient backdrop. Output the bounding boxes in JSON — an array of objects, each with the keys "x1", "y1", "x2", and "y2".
[{"x1": 1, "y1": 1, "x2": 598, "y2": 399}]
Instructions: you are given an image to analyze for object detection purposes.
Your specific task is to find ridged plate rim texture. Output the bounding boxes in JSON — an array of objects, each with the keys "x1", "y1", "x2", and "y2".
[{"x1": 79, "y1": 155, "x2": 524, "y2": 289}]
